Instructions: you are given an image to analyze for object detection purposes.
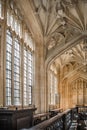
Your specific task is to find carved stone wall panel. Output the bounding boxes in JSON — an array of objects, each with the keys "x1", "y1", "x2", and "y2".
[
  {"x1": 70, "y1": 78, "x2": 87, "y2": 107},
  {"x1": 84, "y1": 82, "x2": 87, "y2": 105},
  {"x1": 72, "y1": 81, "x2": 77, "y2": 107}
]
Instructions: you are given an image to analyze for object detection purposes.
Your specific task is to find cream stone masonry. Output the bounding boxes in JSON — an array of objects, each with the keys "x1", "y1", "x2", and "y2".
[
  {"x1": 0, "y1": 0, "x2": 87, "y2": 113},
  {"x1": 7, "y1": 0, "x2": 87, "y2": 111}
]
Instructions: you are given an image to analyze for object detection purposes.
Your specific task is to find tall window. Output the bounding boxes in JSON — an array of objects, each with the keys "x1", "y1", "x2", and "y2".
[
  {"x1": 50, "y1": 71, "x2": 58, "y2": 105},
  {"x1": 5, "y1": 0, "x2": 34, "y2": 106},
  {"x1": 6, "y1": 30, "x2": 12, "y2": 106},
  {"x1": 6, "y1": 31, "x2": 21, "y2": 105},
  {"x1": 0, "y1": 0, "x2": 2, "y2": 18},
  {"x1": 0, "y1": 0, "x2": 4, "y2": 19},
  {"x1": 6, "y1": 30, "x2": 33, "y2": 106},
  {"x1": 24, "y1": 49, "x2": 32, "y2": 105},
  {"x1": 14, "y1": 39, "x2": 21, "y2": 105}
]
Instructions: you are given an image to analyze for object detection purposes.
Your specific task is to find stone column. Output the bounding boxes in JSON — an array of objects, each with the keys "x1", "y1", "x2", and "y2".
[
  {"x1": 77, "y1": 80, "x2": 79, "y2": 105},
  {"x1": 59, "y1": 69, "x2": 63, "y2": 109},
  {"x1": 62, "y1": 79, "x2": 66, "y2": 110},
  {"x1": 65, "y1": 80, "x2": 68, "y2": 109},
  {"x1": 33, "y1": 42, "x2": 46, "y2": 113},
  {"x1": 72, "y1": 80, "x2": 77, "y2": 107},
  {"x1": 0, "y1": 0, "x2": 7, "y2": 106},
  {"x1": 84, "y1": 82, "x2": 87, "y2": 105},
  {"x1": 77, "y1": 79, "x2": 83, "y2": 105},
  {"x1": 68, "y1": 83, "x2": 72, "y2": 108},
  {"x1": 0, "y1": 26, "x2": 3, "y2": 106}
]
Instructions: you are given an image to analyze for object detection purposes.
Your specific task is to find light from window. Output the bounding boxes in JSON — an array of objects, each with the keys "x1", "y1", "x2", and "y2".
[
  {"x1": 5, "y1": 0, "x2": 34, "y2": 107},
  {"x1": 6, "y1": 30, "x2": 12, "y2": 106},
  {"x1": 0, "y1": 0, "x2": 1, "y2": 18},
  {"x1": 14, "y1": 38, "x2": 21, "y2": 105},
  {"x1": 0, "y1": 0, "x2": 3, "y2": 19},
  {"x1": 24, "y1": 49, "x2": 32, "y2": 105},
  {"x1": 50, "y1": 72, "x2": 58, "y2": 105},
  {"x1": 7, "y1": 10, "x2": 10, "y2": 26}
]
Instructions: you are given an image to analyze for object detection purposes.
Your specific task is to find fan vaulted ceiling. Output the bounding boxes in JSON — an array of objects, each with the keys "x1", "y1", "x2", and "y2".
[{"x1": 15, "y1": 0, "x2": 87, "y2": 75}]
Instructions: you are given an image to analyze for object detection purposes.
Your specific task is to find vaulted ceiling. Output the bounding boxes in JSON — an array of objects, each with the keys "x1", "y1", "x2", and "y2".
[{"x1": 15, "y1": 0, "x2": 87, "y2": 77}]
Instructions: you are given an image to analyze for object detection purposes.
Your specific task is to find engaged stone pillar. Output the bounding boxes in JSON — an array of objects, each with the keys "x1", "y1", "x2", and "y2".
[{"x1": 84, "y1": 82, "x2": 87, "y2": 105}]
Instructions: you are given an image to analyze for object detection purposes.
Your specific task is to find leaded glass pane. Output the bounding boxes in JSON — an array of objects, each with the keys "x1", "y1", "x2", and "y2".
[
  {"x1": 6, "y1": 30, "x2": 12, "y2": 106},
  {"x1": 0, "y1": 0, "x2": 4, "y2": 19},
  {"x1": 23, "y1": 49, "x2": 32, "y2": 105},
  {"x1": 14, "y1": 39, "x2": 21, "y2": 105}
]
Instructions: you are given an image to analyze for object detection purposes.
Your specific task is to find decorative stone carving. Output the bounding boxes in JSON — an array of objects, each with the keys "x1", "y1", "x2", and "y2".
[
  {"x1": 15, "y1": 0, "x2": 87, "y2": 110},
  {"x1": 62, "y1": 0, "x2": 78, "y2": 7},
  {"x1": 47, "y1": 32, "x2": 65, "y2": 50}
]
